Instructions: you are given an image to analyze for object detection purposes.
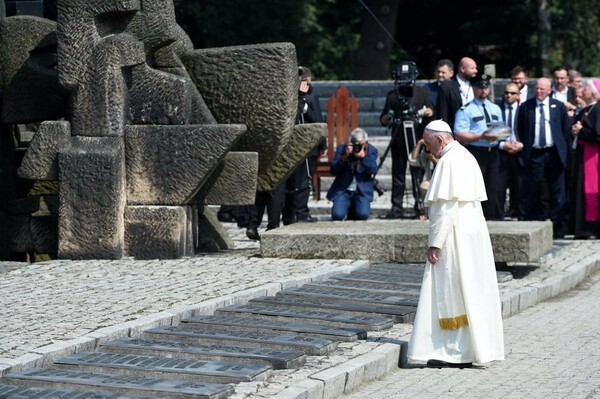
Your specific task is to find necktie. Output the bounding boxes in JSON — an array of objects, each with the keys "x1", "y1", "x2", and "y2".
[
  {"x1": 508, "y1": 105, "x2": 513, "y2": 130},
  {"x1": 482, "y1": 103, "x2": 491, "y2": 127},
  {"x1": 538, "y1": 103, "x2": 546, "y2": 148}
]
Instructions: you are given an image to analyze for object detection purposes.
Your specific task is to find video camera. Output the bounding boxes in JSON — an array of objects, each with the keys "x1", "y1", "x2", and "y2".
[{"x1": 391, "y1": 61, "x2": 423, "y2": 122}]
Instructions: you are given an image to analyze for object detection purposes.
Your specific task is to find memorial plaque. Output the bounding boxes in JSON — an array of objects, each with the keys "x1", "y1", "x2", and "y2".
[
  {"x1": 370, "y1": 263, "x2": 426, "y2": 274},
  {"x1": 0, "y1": 384, "x2": 155, "y2": 398},
  {"x1": 278, "y1": 286, "x2": 419, "y2": 307},
  {"x1": 181, "y1": 314, "x2": 366, "y2": 341},
  {"x1": 54, "y1": 352, "x2": 271, "y2": 384},
  {"x1": 331, "y1": 272, "x2": 423, "y2": 288},
  {"x1": 101, "y1": 338, "x2": 306, "y2": 369},
  {"x1": 215, "y1": 304, "x2": 394, "y2": 331},
  {"x1": 3, "y1": 368, "x2": 233, "y2": 399},
  {"x1": 307, "y1": 280, "x2": 422, "y2": 297},
  {"x1": 249, "y1": 296, "x2": 416, "y2": 323},
  {"x1": 142, "y1": 326, "x2": 337, "y2": 356},
  {"x1": 357, "y1": 270, "x2": 425, "y2": 282}
]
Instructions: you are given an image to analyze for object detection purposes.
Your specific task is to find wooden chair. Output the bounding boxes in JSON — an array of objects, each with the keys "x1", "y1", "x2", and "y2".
[{"x1": 312, "y1": 86, "x2": 359, "y2": 200}]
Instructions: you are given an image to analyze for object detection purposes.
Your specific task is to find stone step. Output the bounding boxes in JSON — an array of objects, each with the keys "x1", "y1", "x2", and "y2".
[
  {"x1": 141, "y1": 325, "x2": 337, "y2": 356},
  {"x1": 181, "y1": 314, "x2": 365, "y2": 342},
  {"x1": 248, "y1": 295, "x2": 416, "y2": 323},
  {"x1": 0, "y1": 384, "x2": 155, "y2": 399},
  {"x1": 215, "y1": 303, "x2": 393, "y2": 331},
  {"x1": 100, "y1": 338, "x2": 306, "y2": 370},
  {"x1": 261, "y1": 220, "x2": 554, "y2": 263},
  {"x1": 2, "y1": 368, "x2": 233, "y2": 399},
  {"x1": 52, "y1": 351, "x2": 272, "y2": 385}
]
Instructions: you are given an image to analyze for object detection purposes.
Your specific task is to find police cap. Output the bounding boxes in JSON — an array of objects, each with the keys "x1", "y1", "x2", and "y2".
[{"x1": 471, "y1": 73, "x2": 491, "y2": 88}]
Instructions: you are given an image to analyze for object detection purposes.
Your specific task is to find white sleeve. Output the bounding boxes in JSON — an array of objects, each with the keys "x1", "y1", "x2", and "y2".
[{"x1": 427, "y1": 199, "x2": 459, "y2": 248}]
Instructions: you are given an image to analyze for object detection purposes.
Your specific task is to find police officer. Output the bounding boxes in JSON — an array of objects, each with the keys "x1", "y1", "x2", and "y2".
[{"x1": 453, "y1": 72, "x2": 503, "y2": 220}]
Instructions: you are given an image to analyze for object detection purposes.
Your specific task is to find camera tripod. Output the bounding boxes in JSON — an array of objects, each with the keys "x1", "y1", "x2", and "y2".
[{"x1": 373, "y1": 116, "x2": 426, "y2": 217}]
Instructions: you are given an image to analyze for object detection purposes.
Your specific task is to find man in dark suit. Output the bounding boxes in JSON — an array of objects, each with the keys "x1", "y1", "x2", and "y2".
[
  {"x1": 282, "y1": 66, "x2": 324, "y2": 225},
  {"x1": 511, "y1": 65, "x2": 535, "y2": 105},
  {"x1": 517, "y1": 77, "x2": 572, "y2": 238},
  {"x1": 425, "y1": 59, "x2": 454, "y2": 108},
  {"x1": 380, "y1": 62, "x2": 434, "y2": 218},
  {"x1": 435, "y1": 57, "x2": 478, "y2": 129},
  {"x1": 326, "y1": 128, "x2": 378, "y2": 220},
  {"x1": 551, "y1": 66, "x2": 577, "y2": 119},
  {"x1": 497, "y1": 82, "x2": 524, "y2": 219}
]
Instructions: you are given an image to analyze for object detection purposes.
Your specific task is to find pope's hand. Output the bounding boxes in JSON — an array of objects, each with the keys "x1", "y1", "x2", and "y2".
[{"x1": 427, "y1": 247, "x2": 440, "y2": 265}]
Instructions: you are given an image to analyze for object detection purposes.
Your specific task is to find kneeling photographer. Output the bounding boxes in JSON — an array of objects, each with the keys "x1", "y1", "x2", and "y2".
[
  {"x1": 380, "y1": 61, "x2": 434, "y2": 219},
  {"x1": 326, "y1": 128, "x2": 378, "y2": 221}
]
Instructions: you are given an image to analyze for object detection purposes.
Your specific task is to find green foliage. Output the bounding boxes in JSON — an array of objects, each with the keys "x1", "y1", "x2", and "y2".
[
  {"x1": 40, "y1": 0, "x2": 600, "y2": 79},
  {"x1": 173, "y1": 0, "x2": 361, "y2": 80},
  {"x1": 548, "y1": 0, "x2": 600, "y2": 75}
]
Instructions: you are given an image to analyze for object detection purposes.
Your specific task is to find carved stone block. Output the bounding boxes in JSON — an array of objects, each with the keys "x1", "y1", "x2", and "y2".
[
  {"x1": 125, "y1": 124, "x2": 246, "y2": 205},
  {"x1": 58, "y1": 136, "x2": 126, "y2": 259},
  {"x1": 199, "y1": 152, "x2": 258, "y2": 205},
  {"x1": 124, "y1": 205, "x2": 194, "y2": 260}
]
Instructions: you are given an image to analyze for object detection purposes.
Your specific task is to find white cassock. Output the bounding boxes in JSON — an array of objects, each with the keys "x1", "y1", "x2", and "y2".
[{"x1": 407, "y1": 141, "x2": 505, "y2": 364}]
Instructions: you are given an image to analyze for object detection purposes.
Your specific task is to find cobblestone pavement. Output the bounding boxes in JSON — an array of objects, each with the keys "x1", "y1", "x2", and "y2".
[
  {"x1": 1, "y1": 216, "x2": 600, "y2": 398},
  {"x1": 0, "y1": 224, "x2": 361, "y2": 361},
  {"x1": 343, "y1": 270, "x2": 600, "y2": 399}
]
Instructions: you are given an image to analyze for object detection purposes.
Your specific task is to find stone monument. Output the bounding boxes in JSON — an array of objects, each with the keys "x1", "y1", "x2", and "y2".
[{"x1": 0, "y1": 0, "x2": 326, "y2": 260}]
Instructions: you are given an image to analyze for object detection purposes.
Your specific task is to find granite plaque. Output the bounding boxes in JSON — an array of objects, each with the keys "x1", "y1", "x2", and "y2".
[
  {"x1": 358, "y1": 270, "x2": 426, "y2": 283},
  {"x1": 307, "y1": 280, "x2": 422, "y2": 297},
  {"x1": 3, "y1": 368, "x2": 233, "y2": 399},
  {"x1": 54, "y1": 352, "x2": 271, "y2": 384},
  {"x1": 278, "y1": 286, "x2": 419, "y2": 307},
  {"x1": 215, "y1": 304, "x2": 394, "y2": 331},
  {"x1": 370, "y1": 263, "x2": 426, "y2": 274},
  {"x1": 182, "y1": 314, "x2": 365, "y2": 341},
  {"x1": 249, "y1": 296, "x2": 416, "y2": 323},
  {"x1": 101, "y1": 338, "x2": 305, "y2": 369},
  {"x1": 331, "y1": 271, "x2": 423, "y2": 287},
  {"x1": 0, "y1": 384, "x2": 154, "y2": 398},
  {"x1": 142, "y1": 326, "x2": 337, "y2": 356}
]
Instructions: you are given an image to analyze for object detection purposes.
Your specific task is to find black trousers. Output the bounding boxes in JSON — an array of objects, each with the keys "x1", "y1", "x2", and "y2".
[
  {"x1": 282, "y1": 158, "x2": 313, "y2": 224},
  {"x1": 390, "y1": 127, "x2": 421, "y2": 212},
  {"x1": 496, "y1": 151, "x2": 524, "y2": 218},
  {"x1": 249, "y1": 184, "x2": 285, "y2": 230},
  {"x1": 466, "y1": 145, "x2": 501, "y2": 220},
  {"x1": 523, "y1": 147, "x2": 566, "y2": 235}
]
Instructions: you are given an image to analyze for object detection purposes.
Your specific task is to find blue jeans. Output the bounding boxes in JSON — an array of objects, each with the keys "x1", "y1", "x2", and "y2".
[{"x1": 331, "y1": 190, "x2": 371, "y2": 221}]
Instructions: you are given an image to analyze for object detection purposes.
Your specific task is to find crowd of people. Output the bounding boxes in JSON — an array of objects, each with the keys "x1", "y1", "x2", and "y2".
[
  {"x1": 219, "y1": 59, "x2": 600, "y2": 241},
  {"x1": 382, "y1": 57, "x2": 600, "y2": 239}
]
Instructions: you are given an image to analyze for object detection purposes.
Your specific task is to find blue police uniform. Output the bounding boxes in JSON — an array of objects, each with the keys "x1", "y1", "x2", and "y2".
[
  {"x1": 454, "y1": 99, "x2": 503, "y2": 146},
  {"x1": 453, "y1": 98, "x2": 503, "y2": 220}
]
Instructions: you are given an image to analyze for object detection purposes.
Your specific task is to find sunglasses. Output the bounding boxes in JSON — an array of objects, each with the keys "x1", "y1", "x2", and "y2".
[{"x1": 504, "y1": 91, "x2": 519, "y2": 95}]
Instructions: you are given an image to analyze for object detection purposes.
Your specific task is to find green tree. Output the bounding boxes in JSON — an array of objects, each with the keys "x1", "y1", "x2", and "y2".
[{"x1": 174, "y1": 0, "x2": 362, "y2": 80}]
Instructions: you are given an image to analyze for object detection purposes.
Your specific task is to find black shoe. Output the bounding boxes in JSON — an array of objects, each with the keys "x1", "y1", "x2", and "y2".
[
  {"x1": 383, "y1": 209, "x2": 403, "y2": 219},
  {"x1": 553, "y1": 231, "x2": 565, "y2": 239},
  {"x1": 217, "y1": 212, "x2": 234, "y2": 223},
  {"x1": 426, "y1": 359, "x2": 472, "y2": 369},
  {"x1": 246, "y1": 227, "x2": 260, "y2": 240},
  {"x1": 298, "y1": 215, "x2": 318, "y2": 223}
]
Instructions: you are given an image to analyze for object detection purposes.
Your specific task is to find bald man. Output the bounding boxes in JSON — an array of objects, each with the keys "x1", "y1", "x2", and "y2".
[
  {"x1": 435, "y1": 57, "x2": 478, "y2": 128},
  {"x1": 516, "y1": 77, "x2": 572, "y2": 238}
]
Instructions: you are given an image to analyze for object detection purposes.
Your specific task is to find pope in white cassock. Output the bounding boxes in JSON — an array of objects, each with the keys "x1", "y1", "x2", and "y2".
[{"x1": 407, "y1": 120, "x2": 504, "y2": 367}]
